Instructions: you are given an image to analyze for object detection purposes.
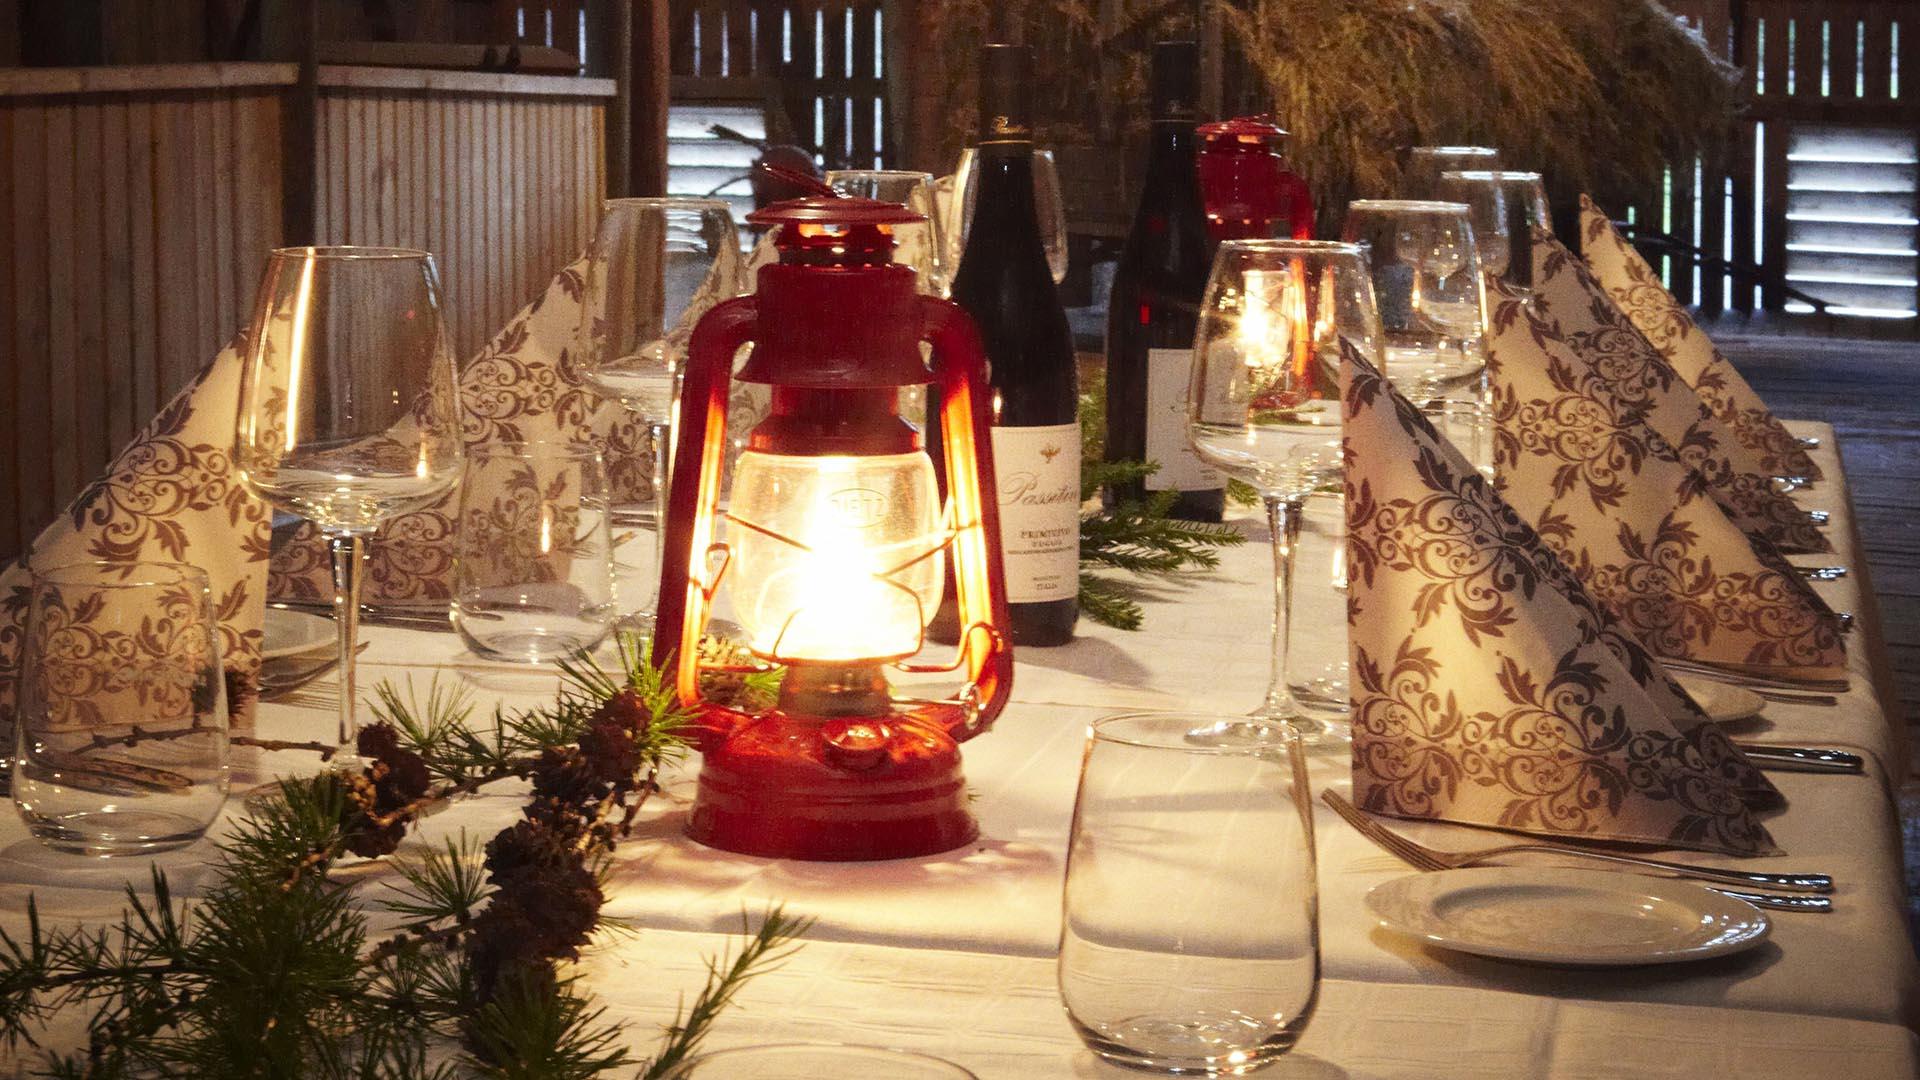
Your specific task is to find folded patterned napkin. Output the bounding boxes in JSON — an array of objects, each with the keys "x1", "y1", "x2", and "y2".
[
  {"x1": 269, "y1": 260, "x2": 651, "y2": 606},
  {"x1": 1486, "y1": 277, "x2": 1847, "y2": 678},
  {"x1": 1343, "y1": 344, "x2": 1779, "y2": 856},
  {"x1": 1579, "y1": 195, "x2": 1823, "y2": 482},
  {"x1": 0, "y1": 344, "x2": 273, "y2": 727},
  {"x1": 1518, "y1": 232, "x2": 1830, "y2": 556}
]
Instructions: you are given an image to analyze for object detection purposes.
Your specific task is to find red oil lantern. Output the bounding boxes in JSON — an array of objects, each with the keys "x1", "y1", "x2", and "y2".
[
  {"x1": 650, "y1": 196, "x2": 1014, "y2": 861},
  {"x1": 1197, "y1": 116, "x2": 1316, "y2": 241}
]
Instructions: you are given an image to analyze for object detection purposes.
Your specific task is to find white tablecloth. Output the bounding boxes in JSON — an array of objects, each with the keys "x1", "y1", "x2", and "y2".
[{"x1": 0, "y1": 421, "x2": 1914, "y2": 1077}]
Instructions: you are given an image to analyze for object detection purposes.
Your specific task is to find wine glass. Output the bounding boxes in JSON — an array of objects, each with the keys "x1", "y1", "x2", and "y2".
[
  {"x1": 577, "y1": 198, "x2": 742, "y2": 635},
  {"x1": 1434, "y1": 170, "x2": 1512, "y2": 282},
  {"x1": 825, "y1": 169, "x2": 946, "y2": 294},
  {"x1": 948, "y1": 146, "x2": 1070, "y2": 284},
  {"x1": 1187, "y1": 240, "x2": 1381, "y2": 747},
  {"x1": 235, "y1": 247, "x2": 464, "y2": 756},
  {"x1": 1402, "y1": 145, "x2": 1500, "y2": 200},
  {"x1": 1442, "y1": 169, "x2": 1551, "y2": 296},
  {"x1": 1342, "y1": 200, "x2": 1487, "y2": 402}
]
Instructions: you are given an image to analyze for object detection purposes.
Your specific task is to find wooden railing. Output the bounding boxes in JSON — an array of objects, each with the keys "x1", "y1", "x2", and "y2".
[
  {"x1": 667, "y1": 0, "x2": 891, "y2": 170},
  {"x1": 0, "y1": 62, "x2": 612, "y2": 561},
  {"x1": 1615, "y1": 0, "x2": 1919, "y2": 332}
]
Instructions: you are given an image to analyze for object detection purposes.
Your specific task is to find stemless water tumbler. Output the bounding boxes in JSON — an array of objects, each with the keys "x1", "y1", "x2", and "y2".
[
  {"x1": 13, "y1": 561, "x2": 230, "y2": 855},
  {"x1": 1060, "y1": 712, "x2": 1319, "y2": 1074},
  {"x1": 453, "y1": 443, "x2": 616, "y2": 663}
]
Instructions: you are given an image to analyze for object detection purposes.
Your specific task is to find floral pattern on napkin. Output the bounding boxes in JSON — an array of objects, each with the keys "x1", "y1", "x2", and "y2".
[
  {"x1": 1579, "y1": 195, "x2": 1823, "y2": 482},
  {"x1": 0, "y1": 342, "x2": 272, "y2": 728},
  {"x1": 1525, "y1": 233, "x2": 1830, "y2": 555},
  {"x1": 268, "y1": 260, "x2": 652, "y2": 605},
  {"x1": 1487, "y1": 279, "x2": 1847, "y2": 677},
  {"x1": 1344, "y1": 343, "x2": 1779, "y2": 856}
]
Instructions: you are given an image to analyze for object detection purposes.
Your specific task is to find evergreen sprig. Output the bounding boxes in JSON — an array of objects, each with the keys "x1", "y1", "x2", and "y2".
[
  {"x1": 1077, "y1": 379, "x2": 1247, "y2": 630},
  {"x1": 0, "y1": 634, "x2": 805, "y2": 1077}
]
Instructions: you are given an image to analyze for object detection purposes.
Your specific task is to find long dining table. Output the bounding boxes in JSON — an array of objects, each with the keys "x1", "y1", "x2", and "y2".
[{"x1": 0, "y1": 420, "x2": 1914, "y2": 1078}]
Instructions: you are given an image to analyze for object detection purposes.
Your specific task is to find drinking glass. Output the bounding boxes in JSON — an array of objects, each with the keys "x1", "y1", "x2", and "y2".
[
  {"x1": 662, "y1": 1045, "x2": 978, "y2": 1079},
  {"x1": 578, "y1": 198, "x2": 742, "y2": 634},
  {"x1": 235, "y1": 247, "x2": 464, "y2": 756},
  {"x1": 825, "y1": 169, "x2": 946, "y2": 294},
  {"x1": 13, "y1": 562, "x2": 230, "y2": 854},
  {"x1": 948, "y1": 146, "x2": 1069, "y2": 284},
  {"x1": 1402, "y1": 144, "x2": 1500, "y2": 200},
  {"x1": 1342, "y1": 200, "x2": 1488, "y2": 402},
  {"x1": 1441, "y1": 169, "x2": 1551, "y2": 295},
  {"x1": 1060, "y1": 712, "x2": 1319, "y2": 1074},
  {"x1": 1188, "y1": 240, "x2": 1379, "y2": 747},
  {"x1": 453, "y1": 442, "x2": 616, "y2": 663}
]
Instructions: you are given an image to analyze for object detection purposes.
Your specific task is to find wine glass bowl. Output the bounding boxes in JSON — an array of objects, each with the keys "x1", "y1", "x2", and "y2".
[
  {"x1": 1188, "y1": 241, "x2": 1368, "y2": 501},
  {"x1": 1403, "y1": 145, "x2": 1500, "y2": 200},
  {"x1": 235, "y1": 246, "x2": 464, "y2": 755},
  {"x1": 1441, "y1": 169, "x2": 1552, "y2": 296},
  {"x1": 1342, "y1": 200, "x2": 1488, "y2": 401}
]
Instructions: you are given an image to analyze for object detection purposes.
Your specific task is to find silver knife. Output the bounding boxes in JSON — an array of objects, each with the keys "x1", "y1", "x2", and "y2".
[{"x1": 1735, "y1": 744, "x2": 1865, "y2": 775}]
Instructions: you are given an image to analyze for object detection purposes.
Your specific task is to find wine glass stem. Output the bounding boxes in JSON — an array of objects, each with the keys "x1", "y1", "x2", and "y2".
[
  {"x1": 327, "y1": 532, "x2": 365, "y2": 752},
  {"x1": 1261, "y1": 494, "x2": 1305, "y2": 718}
]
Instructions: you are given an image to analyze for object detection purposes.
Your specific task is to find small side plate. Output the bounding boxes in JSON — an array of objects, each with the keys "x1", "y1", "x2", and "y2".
[
  {"x1": 261, "y1": 608, "x2": 334, "y2": 659},
  {"x1": 1367, "y1": 867, "x2": 1771, "y2": 966},
  {"x1": 1673, "y1": 673, "x2": 1765, "y2": 724}
]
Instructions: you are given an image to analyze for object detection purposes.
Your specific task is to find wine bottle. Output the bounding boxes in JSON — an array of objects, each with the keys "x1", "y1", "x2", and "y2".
[
  {"x1": 1105, "y1": 40, "x2": 1223, "y2": 522},
  {"x1": 945, "y1": 43, "x2": 1080, "y2": 647}
]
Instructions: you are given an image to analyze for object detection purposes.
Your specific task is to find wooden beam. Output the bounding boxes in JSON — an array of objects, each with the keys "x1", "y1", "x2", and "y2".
[
  {"x1": 281, "y1": 0, "x2": 319, "y2": 244},
  {"x1": 600, "y1": 0, "x2": 631, "y2": 195},
  {"x1": 629, "y1": 0, "x2": 667, "y2": 196}
]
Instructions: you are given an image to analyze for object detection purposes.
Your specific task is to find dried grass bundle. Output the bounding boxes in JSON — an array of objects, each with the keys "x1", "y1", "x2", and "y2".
[{"x1": 918, "y1": 0, "x2": 1738, "y2": 236}]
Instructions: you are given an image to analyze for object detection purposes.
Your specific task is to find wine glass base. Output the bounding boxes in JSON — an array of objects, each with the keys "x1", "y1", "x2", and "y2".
[{"x1": 1245, "y1": 703, "x2": 1351, "y2": 754}]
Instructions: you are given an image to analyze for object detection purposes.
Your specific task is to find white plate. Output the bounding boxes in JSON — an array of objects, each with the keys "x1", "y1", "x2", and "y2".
[
  {"x1": 261, "y1": 608, "x2": 334, "y2": 659},
  {"x1": 1366, "y1": 867, "x2": 1771, "y2": 966},
  {"x1": 1673, "y1": 673, "x2": 1765, "y2": 723}
]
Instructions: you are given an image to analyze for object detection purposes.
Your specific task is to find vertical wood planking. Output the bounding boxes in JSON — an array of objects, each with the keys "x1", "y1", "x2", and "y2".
[
  {"x1": 1862, "y1": 9, "x2": 1891, "y2": 101},
  {"x1": 210, "y1": 88, "x2": 238, "y2": 345},
  {"x1": 12, "y1": 104, "x2": 51, "y2": 545},
  {"x1": 44, "y1": 103, "x2": 80, "y2": 509},
  {"x1": 126, "y1": 99, "x2": 158, "y2": 426},
  {"x1": 70, "y1": 102, "x2": 108, "y2": 478},
  {"x1": 0, "y1": 107, "x2": 16, "y2": 555},
  {"x1": 1793, "y1": 14, "x2": 1823, "y2": 100},
  {"x1": 98, "y1": 100, "x2": 134, "y2": 458}
]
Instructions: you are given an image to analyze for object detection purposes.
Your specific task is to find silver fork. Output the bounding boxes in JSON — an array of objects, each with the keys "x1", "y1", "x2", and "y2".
[{"x1": 1321, "y1": 790, "x2": 1834, "y2": 907}]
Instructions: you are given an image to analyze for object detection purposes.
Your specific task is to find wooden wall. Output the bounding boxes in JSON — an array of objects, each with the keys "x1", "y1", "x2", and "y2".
[
  {"x1": 0, "y1": 62, "x2": 611, "y2": 562},
  {"x1": 311, "y1": 67, "x2": 607, "y2": 364}
]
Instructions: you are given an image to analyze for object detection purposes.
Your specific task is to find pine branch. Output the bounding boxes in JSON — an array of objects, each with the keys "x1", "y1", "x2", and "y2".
[
  {"x1": 640, "y1": 908, "x2": 812, "y2": 1080},
  {"x1": 1077, "y1": 572, "x2": 1145, "y2": 631}
]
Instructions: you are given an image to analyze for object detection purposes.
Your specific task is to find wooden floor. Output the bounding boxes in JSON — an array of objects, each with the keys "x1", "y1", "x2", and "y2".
[{"x1": 1711, "y1": 325, "x2": 1920, "y2": 941}]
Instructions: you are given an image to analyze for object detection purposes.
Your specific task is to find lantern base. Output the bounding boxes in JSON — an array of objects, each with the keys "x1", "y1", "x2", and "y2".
[{"x1": 686, "y1": 706, "x2": 979, "y2": 861}]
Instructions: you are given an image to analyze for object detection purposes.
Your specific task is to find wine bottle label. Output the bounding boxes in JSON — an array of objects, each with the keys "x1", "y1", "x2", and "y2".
[
  {"x1": 1144, "y1": 348, "x2": 1222, "y2": 492},
  {"x1": 989, "y1": 423, "x2": 1081, "y2": 603}
]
